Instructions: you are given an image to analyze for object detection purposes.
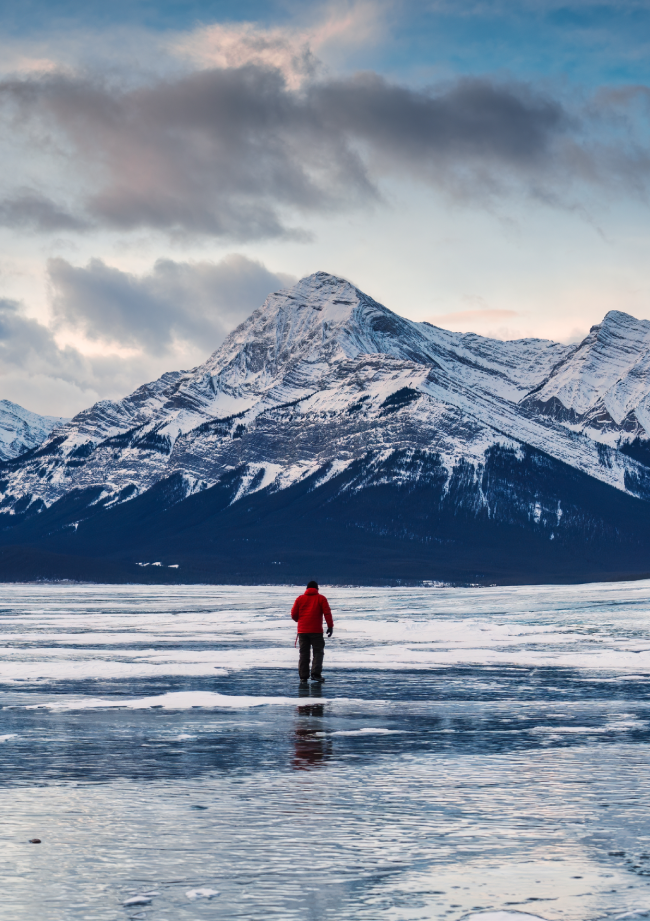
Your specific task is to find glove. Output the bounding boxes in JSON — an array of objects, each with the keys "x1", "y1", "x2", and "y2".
[{"x1": 326, "y1": 626, "x2": 333, "y2": 637}]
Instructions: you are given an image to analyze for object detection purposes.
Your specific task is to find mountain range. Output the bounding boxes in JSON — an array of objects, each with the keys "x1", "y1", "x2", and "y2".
[{"x1": 2, "y1": 271, "x2": 650, "y2": 585}]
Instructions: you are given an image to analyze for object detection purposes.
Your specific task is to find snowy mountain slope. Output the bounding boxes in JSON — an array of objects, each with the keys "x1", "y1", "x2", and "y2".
[
  {"x1": 1, "y1": 271, "x2": 647, "y2": 517},
  {"x1": 522, "y1": 310, "x2": 650, "y2": 442},
  {"x1": 0, "y1": 400, "x2": 68, "y2": 462}
]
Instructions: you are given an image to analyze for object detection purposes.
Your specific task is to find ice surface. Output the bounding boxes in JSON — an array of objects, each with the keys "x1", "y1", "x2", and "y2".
[
  {"x1": 4, "y1": 580, "x2": 650, "y2": 687},
  {"x1": 2, "y1": 580, "x2": 650, "y2": 921}
]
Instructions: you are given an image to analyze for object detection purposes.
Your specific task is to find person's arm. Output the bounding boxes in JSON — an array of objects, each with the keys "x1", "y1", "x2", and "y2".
[
  {"x1": 322, "y1": 596, "x2": 333, "y2": 633},
  {"x1": 291, "y1": 597, "x2": 300, "y2": 622}
]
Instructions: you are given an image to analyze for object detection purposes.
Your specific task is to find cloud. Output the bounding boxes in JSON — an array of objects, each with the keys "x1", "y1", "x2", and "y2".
[
  {"x1": 170, "y1": 22, "x2": 318, "y2": 91},
  {"x1": 170, "y1": 1, "x2": 389, "y2": 86},
  {"x1": 0, "y1": 67, "x2": 570, "y2": 237},
  {"x1": 0, "y1": 255, "x2": 295, "y2": 416},
  {"x1": 4, "y1": 56, "x2": 65, "y2": 76},
  {"x1": 0, "y1": 29, "x2": 648, "y2": 239},
  {"x1": 313, "y1": 72, "x2": 571, "y2": 190},
  {"x1": 0, "y1": 296, "x2": 102, "y2": 414},
  {"x1": 0, "y1": 188, "x2": 89, "y2": 232},
  {"x1": 0, "y1": 297, "x2": 87, "y2": 382},
  {"x1": 0, "y1": 65, "x2": 375, "y2": 239},
  {"x1": 48, "y1": 253, "x2": 295, "y2": 355},
  {"x1": 564, "y1": 326, "x2": 589, "y2": 344}
]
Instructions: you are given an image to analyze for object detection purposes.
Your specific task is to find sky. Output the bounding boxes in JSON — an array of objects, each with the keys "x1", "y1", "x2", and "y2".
[{"x1": 0, "y1": 0, "x2": 650, "y2": 415}]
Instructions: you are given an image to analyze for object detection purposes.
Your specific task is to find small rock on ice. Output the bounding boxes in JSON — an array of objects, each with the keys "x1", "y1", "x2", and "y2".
[{"x1": 186, "y1": 888, "x2": 220, "y2": 900}]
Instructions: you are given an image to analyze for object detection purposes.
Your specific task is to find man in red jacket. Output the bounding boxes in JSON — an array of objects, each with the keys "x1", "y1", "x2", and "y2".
[{"x1": 291, "y1": 580, "x2": 333, "y2": 683}]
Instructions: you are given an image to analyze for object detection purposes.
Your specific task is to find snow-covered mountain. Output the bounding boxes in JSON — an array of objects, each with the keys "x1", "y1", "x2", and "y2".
[
  {"x1": 0, "y1": 400, "x2": 68, "y2": 462},
  {"x1": 2, "y1": 272, "x2": 650, "y2": 585},
  {"x1": 521, "y1": 310, "x2": 650, "y2": 440}
]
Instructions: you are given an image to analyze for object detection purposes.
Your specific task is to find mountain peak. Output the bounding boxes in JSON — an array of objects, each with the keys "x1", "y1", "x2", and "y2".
[
  {"x1": 0, "y1": 400, "x2": 69, "y2": 462},
  {"x1": 601, "y1": 309, "x2": 649, "y2": 326},
  {"x1": 589, "y1": 309, "x2": 650, "y2": 354},
  {"x1": 293, "y1": 270, "x2": 357, "y2": 291},
  {"x1": 275, "y1": 270, "x2": 363, "y2": 323},
  {"x1": 524, "y1": 306, "x2": 650, "y2": 428},
  {"x1": 589, "y1": 309, "x2": 650, "y2": 341},
  {"x1": 204, "y1": 270, "x2": 403, "y2": 384},
  {"x1": 258, "y1": 270, "x2": 361, "y2": 314}
]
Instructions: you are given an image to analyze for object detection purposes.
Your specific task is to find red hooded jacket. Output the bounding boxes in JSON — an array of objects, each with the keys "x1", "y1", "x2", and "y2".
[{"x1": 291, "y1": 587, "x2": 333, "y2": 634}]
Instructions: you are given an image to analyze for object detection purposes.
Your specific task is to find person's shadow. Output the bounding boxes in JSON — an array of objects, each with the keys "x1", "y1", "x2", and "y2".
[{"x1": 292, "y1": 685, "x2": 331, "y2": 770}]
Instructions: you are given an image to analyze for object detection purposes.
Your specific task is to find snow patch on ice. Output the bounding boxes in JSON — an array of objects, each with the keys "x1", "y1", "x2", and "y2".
[
  {"x1": 0, "y1": 656, "x2": 233, "y2": 682},
  {"x1": 330, "y1": 728, "x2": 406, "y2": 736},
  {"x1": 465, "y1": 914, "x2": 548, "y2": 921},
  {"x1": 27, "y1": 690, "x2": 331, "y2": 711},
  {"x1": 123, "y1": 893, "x2": 158, "y2": 906},
  {"x1": 531, "y1": 718, "x2": 646, "y2": 734},
  {"x1": 186, "y1": 888, "x2": 220, "y2": 900}
]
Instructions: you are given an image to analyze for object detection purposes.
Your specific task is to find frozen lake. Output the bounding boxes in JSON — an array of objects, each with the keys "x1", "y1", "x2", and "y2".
[{"x1": 3, "y1": 581, "x2": 650, "y2": 921}]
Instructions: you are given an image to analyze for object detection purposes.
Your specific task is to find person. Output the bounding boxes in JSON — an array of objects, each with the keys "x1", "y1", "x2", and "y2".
[{"x1": 291, "y1": 580, "x2": 333, "y2": 684}]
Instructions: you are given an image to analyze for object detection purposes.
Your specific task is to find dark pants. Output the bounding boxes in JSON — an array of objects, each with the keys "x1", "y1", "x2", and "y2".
[{"x1": 298, "y1": 633, "x2": 325, "y2": 679}]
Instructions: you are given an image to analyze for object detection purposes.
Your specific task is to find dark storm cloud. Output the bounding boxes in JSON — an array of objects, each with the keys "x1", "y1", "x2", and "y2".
[
  {"x1": 0, "y1": 64, "x2": 645, "y2": 238},
  {"x1": 0, "y1": 66, "x2": 372, "y2": 238},
  {"x1": 313, "y1": 74, "x2": 568, "y2": 166},
  {"x1": 48, "y1": 253, "x2": 296, "y2": 354},
  {"x1": 0, "y1": 189, "x2": 90, "y2": 232}
]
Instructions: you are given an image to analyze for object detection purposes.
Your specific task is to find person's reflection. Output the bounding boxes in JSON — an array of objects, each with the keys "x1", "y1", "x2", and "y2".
[{"x1": 292, "y1": 685, "x2": 331, "y2": 770}]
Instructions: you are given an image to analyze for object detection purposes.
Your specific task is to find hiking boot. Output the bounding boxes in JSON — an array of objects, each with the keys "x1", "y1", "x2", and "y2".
[{"x1": 311, "y1": 675, "x2": 325, "y2": 682}]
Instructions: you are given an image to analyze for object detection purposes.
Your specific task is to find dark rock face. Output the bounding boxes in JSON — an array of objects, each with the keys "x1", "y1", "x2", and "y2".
[{"x1": 2, "y1": 272, "x2": 650, "y2": 584}]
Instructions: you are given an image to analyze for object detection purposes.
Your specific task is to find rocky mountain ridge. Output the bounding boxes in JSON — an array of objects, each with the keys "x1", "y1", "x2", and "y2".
[{"x1": 0, "y1": 400, "x2": 68, "y2": 462}]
